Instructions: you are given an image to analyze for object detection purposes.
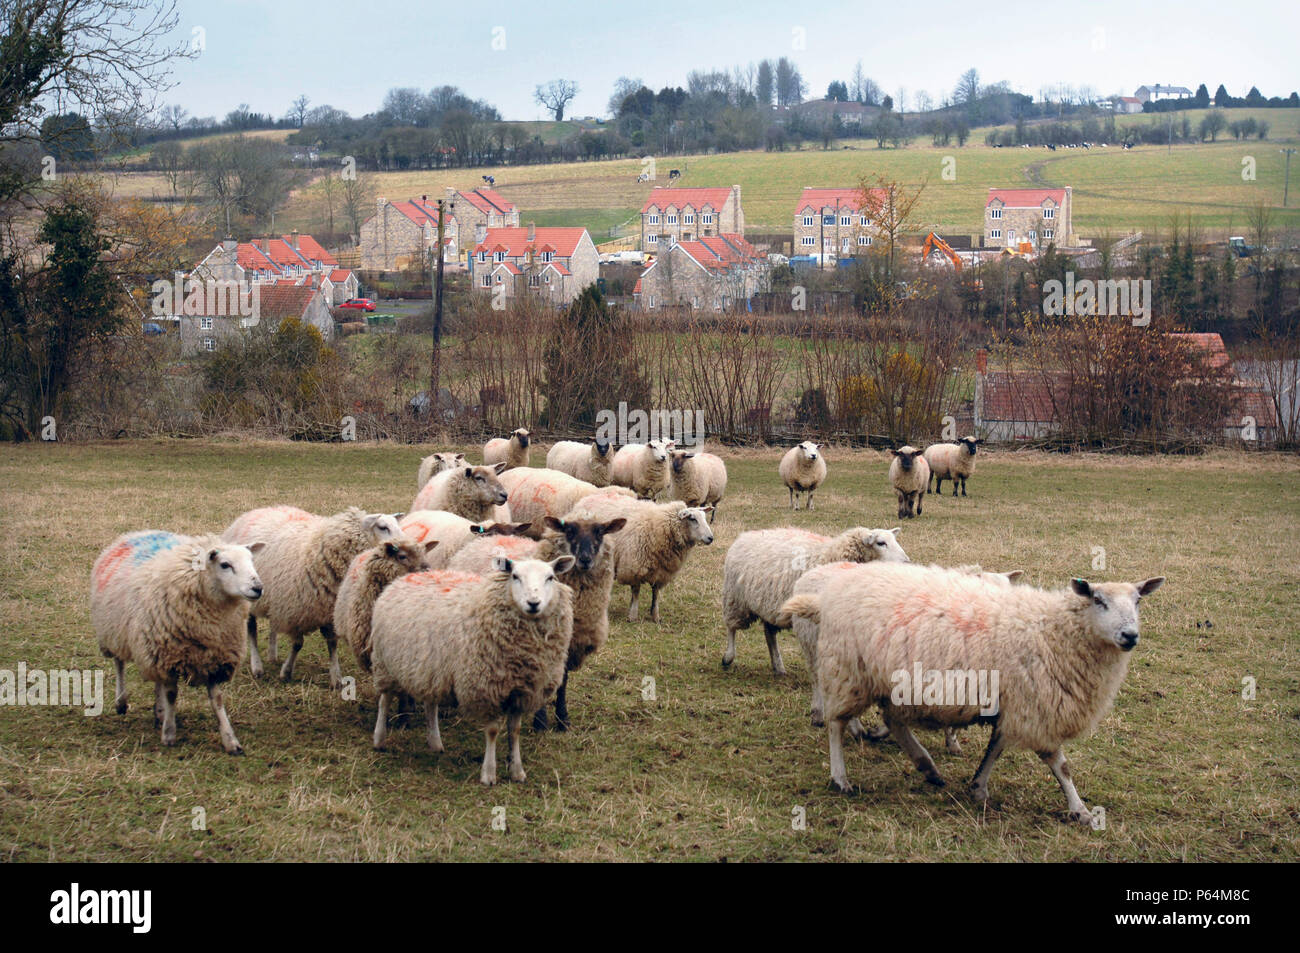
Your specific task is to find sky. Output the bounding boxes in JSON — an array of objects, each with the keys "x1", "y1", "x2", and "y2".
[{"x1": 163, "y1": 0, "x2": 1299, "y2": 123}]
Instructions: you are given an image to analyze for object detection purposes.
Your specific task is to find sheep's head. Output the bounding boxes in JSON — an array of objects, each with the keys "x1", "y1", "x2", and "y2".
[
  {"x1": 891, "y1": 445, "x2": 922, "y2": 471},
  {"x1": 513, "y1": 428, "x2": 531, "y2": 448},
  {"x1": 432, "y1": 452, "x2": 465, "y2": 474},
  {"x1": 542, "y1": 516, "x2": 627, "y2": 572},
  {"x1": 466, "y1": 466, "x2": 509, "y2": 505},
  {"x1": 1070, "y1": 577, "x2": 1164, "y2": 652},
  {"x1": 670, "y1": 449, "x2": 696, "y2": 474},
  {"x1": 384, "y1": 538, "x2": 438, "y2": 573},
  {"x1": 678, "y1": 506, "x2": 714, "y2": 545},
  {"x1": 472, "y1": 521, "x2": 532, "y2": 538},
  {"x1": 494, "y1": 555, "x2": 576, "y2": 617},
  {"x1": 594, "y1": 436, "x2": 611, "y2": 457},
  {"x1": 798, "y1": 441, "x2": 820, "y2": 461},
  {"x1": 205, "y1": 542, "x2": 264, "y2": 600},
  {"x1": 648, "y1": 439, "x2": 674, "y2": 462},
  {"x1": 843, "y1": 527, "x2": 909, "y2": 564},
  {"x1": 362, "y1": 513, "x2": 404, "y2": 543},
  {"x1": 961, "y1": 436, "x2": 981, "y2": 456}
]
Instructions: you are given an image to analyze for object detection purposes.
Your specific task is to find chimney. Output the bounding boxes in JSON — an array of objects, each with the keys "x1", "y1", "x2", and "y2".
[
  {"x1": 222, "y1": 237, "x2": 236, "y2": 254},
  {"x1": 976, "y1": 348, "x2": 988, "y2": 374},
  {"x1": 291, "y1": 229, "x2": 300, "y2": 250},
  {"x1": 445, "y1": 187, "x2": 457, "y2": 203},
  {"x1": 377, "y1": 196, "x2": 387, "y2": 219},
  {"x1": 475, "y1": 223, "x2": 486, "y2": 245},
  {"x1": 527, "y1": 222, "x2": 535, "y2": 241}
]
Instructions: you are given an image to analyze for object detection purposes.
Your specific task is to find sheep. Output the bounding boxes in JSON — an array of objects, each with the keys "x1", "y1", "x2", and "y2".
[
  {"x1": 446, "y1": 515, "x2": 628, "y2": 732},
  {"x1": 416, "y1": 452, "x2": 465, "y2": 491},
  {"x1": 410, "y1": 463, "x2": 509, "y2": 521},
  {"x1": 483, "y1": 428, "x2": 531, "y2": 470},
  {"x1": 91, "y1": 530, "x2": 264, "y2": 754},
  {"x1": 562, "y1": 494, "x2": 713, "y2": 623},
  {"x1": 925, "y1": 436, "x2": 981, "y2": 497},
  {"x1": 776, "y1": 561, "x2": 1024, "y2": 747},
  {"x1": 369, "y1": 555, "x2": 577, "y2": 785},
  {"x1": 497, "y1": 466, "x2": 634, "y2": 537},
  {"x1": 778, "y1": 563, "x2": 1164, "y2": 823},
  {"x1": 669, "y1": 449, "x2": 728, "y2": 515},
  {"x1": 889, "y1": 446, "x2": 931, "y2": 519},
  {"x1": 720, "y1": 526, "x2": 908, "y2": 677},
  {"x1": 546, "y1": 437, "x2": 614, "y2": 486},
  {"x1": 399, "y1": 510, "x2": 530, "y2": 569},
  {"x1": 222, "y1": 506, "x2": 403, "y2": 686},
  {"x1": 334, "y1": 537, "x2": 438, "y2": 673},
  {"x1": 610, "y1": 439, "x2": 674, "y2": 500},
  {"x1": 780, "y1": 441, "x2": 826, "y2": 510}
]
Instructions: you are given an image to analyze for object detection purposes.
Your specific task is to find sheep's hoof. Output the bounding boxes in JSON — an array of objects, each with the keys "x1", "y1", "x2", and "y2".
[
  {"x1": 924, "y1": 771, "x2": 947, "y2": 787},
  {"x1": 969, "y1": 783, "x2": 990, "y2": 803},
  {"x1": 115, "y1": 700, "x2": 128, "y2": 715},
  {"x1": 830, "y1": 779, "x2": 857, "y2": 796},
  {"x1": 864, "y1": 724, "x2": 890, "y2": 742},
  {"x1": 1069, "y1": 808, "x2": 1096, "y2": 827},
  {"x1": 480, "y1": 774, "x2": 498, "y2": 787},
  {"x1": 225, "y1": 744, "x2": 245, "y2": 756},
  {"x1": 553, "y1": 717, "x2": 569, "y2": 733},
  {"x1": 772, "y1": 667, "x2": 788, "y2": 678},
  {"x1": 510, "y1": 768, "x2": 527, "y2": 783},
  {"x1": 249, "y1": 663, "x2": 264, "y2": 679},
  {"x1": 278, "y1": 666, "x2": 293, "y2": 682}
]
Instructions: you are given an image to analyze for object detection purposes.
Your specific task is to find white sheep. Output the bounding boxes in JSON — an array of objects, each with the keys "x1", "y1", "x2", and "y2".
[
  {"x1": 925, "y1": 436, "x2": 981, "y2": 497},
  {"x1": 335, "y1": 537, "x2": 437, "y2": 672},
  {"x1": 779, "y1": 441, "x2": 827, "y2": 510},
  {"x1": 889, "y1": 446, "x2": 931, "y2": 519},
  {"x1": 610, "y1": 440, "x2": 674, "y2": 500},
  {"x1": 91, "y1": 530, "x2": 264, "y2": 754},
  {"x1": 721, "y1": 526, "x2": 908, "y2": 676},
  {"x1": 416, "y1": 452, "x2": 465, "y2": 490},
  {"x1": 410, "y1": 463, "x2": 509, "y2": 521},
  {"x1": 370, "y1": 556, "x2": 576, "y2": 785},
  {"x1": 483, "y1": 428, "x2": 531, "y2": 470},
  {"x1": 399, "y1": 510, "x2": 529, "y2": 569},
  {"x1": 221, "y1": 506, "x2": 403, "y2": 686},
  {"x1": 779, "y1": 562, "x2": 1164, "y2": 823},
  {"x1": 669, "y1": 449, "x2": 728, "y2": 514},
  {"x1": 498, "y1": 467, "x2": 633, "y2": 537},
  {"x1": 562, "y1": 493, "x2": 713, "y2": 623},
  {"x1": 546, "y1": 438, "x2": 614, "y2": 486}
]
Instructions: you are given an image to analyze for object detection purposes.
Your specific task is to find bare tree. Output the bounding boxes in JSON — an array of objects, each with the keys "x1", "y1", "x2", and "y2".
[
  {"x1": 160, "y1": 102, "x2": 188, "y2": 131},
  {"x1": 954, "y1": 68, "x2": 980, "y2": 105},
  {"x1": 288, "y1": 94, "x2": 310, "y2": 127},
  {"x1": 534, "y1": 79, "x2": 579, "y2": 121},
  {"x1": 858, "y1": 173, "x2": 926, "y2": 279},
  {"x1": 341, "y1": 169, "x2": 376, "y2": 242},
  {"x1": 607, "y1": 76, "x2": 641, "y2": 118}
]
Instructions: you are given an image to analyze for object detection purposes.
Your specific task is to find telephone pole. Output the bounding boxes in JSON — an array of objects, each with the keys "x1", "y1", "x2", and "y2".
[
  {"x1": 1281, "y1": 148, "x2": 1296, "y2": 207},
  {"x1": 430, "y1": 199, "x2": 448, "y2": 429}
]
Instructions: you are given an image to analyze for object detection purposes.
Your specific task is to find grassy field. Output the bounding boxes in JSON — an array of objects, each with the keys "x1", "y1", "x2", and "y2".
[{"x1": 1, "y1": 440, "x2": 1297, "y2": 862}]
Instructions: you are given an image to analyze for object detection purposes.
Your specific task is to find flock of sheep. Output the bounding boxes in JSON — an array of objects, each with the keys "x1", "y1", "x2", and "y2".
[{"x1": 89, "y1": 429, "x2": 1163, "y2": 823}]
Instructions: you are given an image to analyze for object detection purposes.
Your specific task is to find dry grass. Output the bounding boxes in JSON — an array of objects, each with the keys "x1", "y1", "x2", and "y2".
[{"x1": 1, "y1": 439, "x2": 1297, "y2": 861}]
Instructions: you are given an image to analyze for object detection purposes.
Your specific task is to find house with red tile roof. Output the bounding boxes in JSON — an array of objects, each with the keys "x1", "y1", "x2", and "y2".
[
  {"x1": 445, "y1": 186, "x2": 519, "y2": 259},
  {"x1": 469, "y1": 223, "x2": 597, "y2": 304},
  {"x1": 359, "y1": 195, "x2": 459, "y2": 271},
  {"x1": 192, "y1": 233, "x2": 359, "y2": 306},
  {"x1": 984, "y1": 187, "x2": 1073, "y2": 251},
  {"x1": 633, "y1": 233, "x2": 770, "y2": 311},
  {"x1": 792, "y1": 187, "x2": 889, "y2": 260},
  {"x1": 176, "y1": 283, "x2": 335, "y2": 356},
  {"x1": 640, "y1": 185, "x2": 744, "y2": 252}
]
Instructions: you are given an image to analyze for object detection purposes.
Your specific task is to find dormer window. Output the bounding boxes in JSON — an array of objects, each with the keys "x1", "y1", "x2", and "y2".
[
  {"x1": 494, "y1": 251, "x2": 505, "y2": 263},
  {"x1": 667, "y1": 213, "x2": 678, "y2": 225},
  {"x1": 477, "y1": 251, "x2": 487, "y2": 262},
  {"x1": 1043, "y1": 207, "x2": 1055, "y2": 219},
  {"x1": 684, "y1": 213, "x2": 694, "y2": 225},
  {"x1": 648, "y1": 213, "x2": 660, "y2": 225},
  {"x1": 802, "y1": 215, "x2": 814, "y2": 227},
  {"x1": 990, "y1": 207, "x2": 1003, "y2": 220},
  {"x1": 542, "y1": 251, "x2": 553, "y2": 263}
]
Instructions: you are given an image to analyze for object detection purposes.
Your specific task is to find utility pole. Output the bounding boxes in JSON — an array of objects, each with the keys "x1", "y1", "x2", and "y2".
[
  {"x1": 430, "y1": 199, "x2": 448, "y2": 429},
  {"x1": 1281, "y1": 148, "x2": 1296, "y2": 207}
]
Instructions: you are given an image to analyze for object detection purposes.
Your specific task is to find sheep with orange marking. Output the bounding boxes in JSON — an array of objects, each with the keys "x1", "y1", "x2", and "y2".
[
  {"x1": 335, "y1": 537, "x2": 438, "y2": 672},
  {"x1": 399, "y1": 511, "x2": 531, "y2": 569},
  {"x1": 497, "y1": 467, "x2": 633, "y2": 538},
  {"x1": 483, "y1": 428, "x2": 531, "y2": 470},
  {"x1": 411, "y1": 464, "x2": 509, "y2": 522},
  {"x1": 91, "y1": 530, "x2": 264, "y2": 754},
  {"x1": 777, "y1": 562, "x2": 1164, "y2": 823},
  {"x1": 369, "y1": 556, "x2": 576, "y2": 785}
]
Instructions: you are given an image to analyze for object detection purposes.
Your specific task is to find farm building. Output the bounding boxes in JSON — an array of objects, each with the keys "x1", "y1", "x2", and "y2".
[
  {"x1": 792, "y1": 187, "x2": 888, "y2": 260},
  {"x1": 1135, "y1": 84, "x2": 1193, "y2": 103},
  {"x1": 633, "y1": 233, "x2": 769, "y2": 311},
  {"x1": 641, "y1": 186, "x2": 744, "y2": 251},
  {"x1": 468, "y1": 224, "x2": 598, "y2": 305},
  {"x1": 984, "y1": 187, "x2": 1074, "y2": 250}
]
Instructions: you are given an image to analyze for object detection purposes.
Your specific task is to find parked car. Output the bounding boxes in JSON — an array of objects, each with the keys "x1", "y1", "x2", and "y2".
[
  {"x1": 142, "y1": 322, "x2": 164, "y2": 336},
  {"x1": 338, "y1": 298, "x2": 376, "y2": 312}
]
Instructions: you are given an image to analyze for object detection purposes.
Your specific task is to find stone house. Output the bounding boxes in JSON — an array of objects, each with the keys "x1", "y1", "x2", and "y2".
[
  {"x1": 633, "y1": 233, "x2": 769, "y2": 311},
  {"x1": 177, "y1": 283, "x2": 334, "y2": 356},
  {"x1": 640, "y1": 186, "x2": 744, "y2": 252},
  {"x1": 984, "y1": 187, "x2": 1073, "y2": 250},
  {"x1": 445, "y1": 187, "x2": 519, "y2": 255},
  {"x1": 792, "y1": 187, "x2": 888, "y2": 260},
  {"x1": 191, "y1": 233, "x2": 358, "y2": 306},
  {"x1": 358, "y1": 196, "x2": 457, "y2": 272},
  {"x1": 468, "y1": 224, "x2": 598, "y2": 305}
]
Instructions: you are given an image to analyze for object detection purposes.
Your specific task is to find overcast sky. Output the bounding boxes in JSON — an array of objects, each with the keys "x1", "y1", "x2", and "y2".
[{"x1": 165, "y1": 0, "x2": 1298, "y2": 123}]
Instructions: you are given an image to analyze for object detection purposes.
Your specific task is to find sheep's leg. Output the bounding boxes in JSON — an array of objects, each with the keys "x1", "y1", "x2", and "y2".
[
  {"x1": 649, "y1": 584, "x2": 663, "y2": 624},
  {"x1": 113, "y1": 657, "x2": 128, "y2": 715},
  {"x1": 506, "y1": 712, "x2": 526, "y2": 782},
  {"x1": 153, "y1": 681, "x2": 164, "y2": 728},
  {"x1": 763, "y1": 622, "x2": 787, "y2": 676},
  {"x1": 480, "y1": 721, "x2": 502, "y2": 785},
  {"x1": 847, "y1": 718, "x2": 868, "y2": 738},
  {"x1": 1040, "y1": 748, "x2": 1092, "y2": 825},
  {"x1": 245, "y1": 616, "x2": 264, "y2": 679},
  {"x1": 554, "y1": 670, "x2": 570, "y2": 731},
  {"x1": 372, "y1": 691, "x2": 390, "y2": 750},
  {"x1": 425, "y1": 702, "x2": 443, "y2": 753},
  {"x1": 915, "y1": 491, "x2": 923, "y2": 516},
  {"x1": 279, "y1": 631, "x2": 304, "y2": 682},
  {"x1": 960, "y1": 477, "x2": 967, "y2": 497},
  {"x1": 788, "y1": 486, "x2": 796, "y2": 509},
  {"x1": 266, "y1": 629, "x2": 278, "y2": 664},
  {"x1": 207, "y1": 681, "x2": 243, "y2": 755},
  {"x1": 321, "y1": 623, "x2": 342, "y2": 690},
  {"x1": 806, "y1": 490, "x2": 815, "y2": 510},
  {"x1": 934, "y1": 476, "x2": 944, "y2": 496},
  {"x1": 159, "y1": 679, "x2": 179, "y2": 747},
  {"x1": 969, "y1": 726, "x2": 1007, "y2": 802},
  {"x1": 828, "y1": 717, "x2": 853, "y2": 793},
  {"x1": 884, "y1": 711, "x2": 945, "y2": 786},
  {"x1": 945, "y1": 727, "x2": 961, "y2": 754},
  {"x1": 627, "y1": 584, "x2": 640, "y2": 622},
  {"x1": 865, "y1": 722, "x2": 891, "y2": 741},
  {"x1": 796, "y1": 633, "x2": 821, "y2": 724},
  {"x1": 532, "y1": 704, "x2": 549, "y2": 732}
]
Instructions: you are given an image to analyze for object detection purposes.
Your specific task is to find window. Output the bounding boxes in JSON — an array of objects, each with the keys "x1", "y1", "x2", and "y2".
[
  {"x1": 1043, "y1": 228, "x2": 1054, "y2": 240},
  {"x1": 529, "y1": 275, "x2": 540, "y2": 287},
  {"x1": 202, "y1": 337, "x2": 215, "y2": 352},
  {"x1": 542, "y1": 251, "x2": 553, "y2": 263},
  {"x1": 801, "y1": 236, "x2": 815, "y2": 246},
  {"x1": 802, "y1": 215, "x2": 814, "y2": 227},
  {"x1": 990, "y1": 229, "x2": 1002, "y2": 240},
  {"x1": 1043, "y1": 207, "x2": 1055, "y2": 219},
  {"x1": 990, "y1": 207, "x2": 1003, "y2": 220},
  {"x1": 477, "y1": 251, "x2": 487, "y2": 262},
  {"x1": 859, "y1": 215, "x2": 870, "y2": 226},
  {"x1": 648, "y1": 213, "x2": 660, "y2": 225},
  {"x1": 667, "y1": 213, "x2": 678, "y2": 225},
  {"x1": 493, "y1": 251, "x2": 505, "y2": 263},
  {"x1": 495, "y1": 274, "x2": 503, "y2": 283},
  {"x1": 822, "y1": 214, "x2": 835, "y2": 226},
  {"x1": 544, "y1": 274, "x2": 551, "y2": 283},
  {"x1": 684, "y1": 213, "x2": 694, "y2": 224},
  {"x1": 1028, "y1": 230, "x2": 1037, "y2": 241},
  {"x1": 481, "y1": 275, "x2": 492, "y2": 288},
  {"x1": 702, "y1": 213, "x2": 714, "y2": 225},
  {"x1": 647, "y1": 233, "x2": 658, "y2": 244},
  {"x1": 200, "y1": 316, "x2": 213, "y2": 331},
  {"x1": 858, "y1": 235, "x2": 872, "y2": 246},
  {"x1": 840, "y1": 216, "x2": 851, "y2": 226}
]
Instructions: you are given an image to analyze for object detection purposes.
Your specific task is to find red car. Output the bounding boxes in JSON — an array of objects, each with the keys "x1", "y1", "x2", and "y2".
[{"x1": 338, "y1": 298, "x2": 376, "y2": 312}]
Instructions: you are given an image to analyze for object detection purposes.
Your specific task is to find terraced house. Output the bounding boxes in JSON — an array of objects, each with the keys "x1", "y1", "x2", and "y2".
[
  {"x1": 633, "y1": 234, "x2": 769, "y2": 311},
  {"x1": 190, "y1": 232, "x2": 359, "y2": 307},
  {"x1": 469, "y1": 224, "x2": 598, "y2": 304},
  {"x1": 792, "y1": 187, "x2": 888, "y2": 260},
  {"x1": 359, "y1": 196, "x2": 457, "y2": 271},
  {"x1": 640, "y1": 186, "x2": 744, "y2": 251},
  {"x1": 983, "y1": 187, "x2": 1074, "y2": 250}
]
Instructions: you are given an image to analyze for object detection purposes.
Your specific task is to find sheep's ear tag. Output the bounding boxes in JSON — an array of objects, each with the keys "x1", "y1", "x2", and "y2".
[{"x1": 191, "y1": 548, "x2": 206, "y2": 572}]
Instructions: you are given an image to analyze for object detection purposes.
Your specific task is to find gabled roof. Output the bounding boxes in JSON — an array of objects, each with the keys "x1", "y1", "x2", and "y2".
[
  {"x1": 329, "y1": 269, "x2": 352, "y2": 283},
  {"x1": 1169, "y1": 332, "x2": 1232, "y2": 372},
  {"x1": 254, "y1": 284, "x2": 322, "y2": 321},
  {"x1": 473, "y1": 227, "x2": 587, "y2": 258},
  {"x1": 283, "y1": 234, "x2": 337, "y2": 266},
  {"x1": 987, "y1": 188, "x2": 1067, "y2": 209},
  {"x1": 236, "y1": 243, "x2": 278, "y2": 272},
  {"x1": 491, "y1": 261, "x2": 523, "y2": 276},
  {"x1": 386, "y1": 198, "x2": 450, "y2": 228},
  {"x1": 260, "y1": 238, "x2": 312, "y2": 270},
  {"x1": 642, "y1": 187, "x2": 733, "y2": 214},
  {"x1": 458, "y1": 188, "x2": 517, "y2": 216},
  {"x1": 794, "y1": 187, "x2": 887, "y2": 215}
]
